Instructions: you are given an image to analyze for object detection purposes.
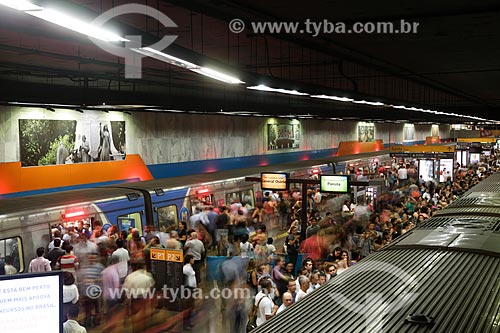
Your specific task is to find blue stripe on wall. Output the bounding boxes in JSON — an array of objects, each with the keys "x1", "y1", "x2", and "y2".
[
  {"x1": 147, "y1": 148, "x2": 340, "y2": 179},
  {"x1": 147, "y1": 141, "x2": 429, "y2": 179}
]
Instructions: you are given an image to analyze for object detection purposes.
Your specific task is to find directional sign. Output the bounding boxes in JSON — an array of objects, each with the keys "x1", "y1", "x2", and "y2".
[
  {"x1": 165, "y1": 249, "x2": 183, "y2": 263},
  {"x1": 457, "y1": 137, "x2": 496, "y2": 143},
  {"x1": 150, "y1": 248, "x2": 166, "y2": 261},
  {"x1": 390, "y1": 145, "x2": 455, "y2": 153}
]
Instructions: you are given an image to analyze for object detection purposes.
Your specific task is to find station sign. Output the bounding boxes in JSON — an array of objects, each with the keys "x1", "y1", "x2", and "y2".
[
  {"x1": 320, "y1": 175, "x2": 350, "y2": 193},
  {"x1": 261, "y1": 172, "x2": 289, "y2": 191},
  {"x1": 457, "y1": 137, "x2": 496, "y2": 143},
  {"x1": 390, "y1": 145, "x2": 455, "y2": 153}
]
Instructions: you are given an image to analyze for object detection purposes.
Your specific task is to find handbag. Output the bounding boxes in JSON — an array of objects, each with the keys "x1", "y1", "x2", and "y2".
[{"x1": 246, "y1": 297, "x2": 264, "y2": 332}]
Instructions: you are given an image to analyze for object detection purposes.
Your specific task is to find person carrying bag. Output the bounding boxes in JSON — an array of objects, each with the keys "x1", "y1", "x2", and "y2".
[{"x1": 246, "y1": 297, "x2": 263, "y2": 332}]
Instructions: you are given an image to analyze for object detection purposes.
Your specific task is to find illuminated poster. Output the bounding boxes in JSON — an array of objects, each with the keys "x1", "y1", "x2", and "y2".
[
  {"x1": 19, "y1": 119, "x2": 125, "y2": 166},
  {"x1": 267, "y1": 123, "x2": 301, "y2": 150},
  {"x1": 358, "y1": 125, "x2": 374, "y2": 142},
  {"x1": 439, "y1": 159, "x2": 454, "y2": 182},
  {"x1": 403, "y1": 124, "x2": 415, "y2": 142},
  {"x1": 418, "y1": 159, "x2": 434, "y2": 182}
]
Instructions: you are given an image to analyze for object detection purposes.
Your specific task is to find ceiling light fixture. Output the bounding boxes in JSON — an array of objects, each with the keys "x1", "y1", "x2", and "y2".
[
  {"x1": 310, "y1": 95, "x2": 353, "y2": 102},
  {"x1": 0, "y1": 0, "x2": 42, "y2": 11},
  {"x1": 0, "y1": 1, "x2": 129, "y2": 42},
  {"x1": 247, "y1": 85, "x2": 309, "y2": 96},
  {"x1": 133, "y1": 47, "x2": 199, "y2": 69},
  {"x1": 191, "y1": 67, "x2": 244, "y2": 84},
  {"x1": 352, "y1": 100, "x2": 384, "y2": 106}
]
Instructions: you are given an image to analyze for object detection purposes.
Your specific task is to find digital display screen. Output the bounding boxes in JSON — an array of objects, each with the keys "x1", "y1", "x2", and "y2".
[
  {"x1": 0, "y1": 271, "x2": 62, "y2": 333},
  {"x1": 320, "y1": 175, "x2": 350, "y2": 193},
  {"x1": 261, "y1": 172, "x2": 288, "y2": 191}
]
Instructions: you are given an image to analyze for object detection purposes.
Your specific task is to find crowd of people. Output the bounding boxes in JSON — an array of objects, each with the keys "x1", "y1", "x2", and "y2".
[{"x1": 10, "y1": 152, "x2": 499, "y2": 332}]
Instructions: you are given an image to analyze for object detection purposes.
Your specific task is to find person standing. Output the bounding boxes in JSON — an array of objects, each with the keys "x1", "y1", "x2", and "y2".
[
  {"x1": 99, "y1": 123, "x2": 111, "y2": 161},
  {"x1": 255, "y1": 279, "x2": 279, "y2": 326},
  {"x1": 56, "y1": 142, "x2": 69, "y2": 165},
  {"x1": 29, "y1": 247, "x2": 51, "y2": 272},
  {"x1": 80, "y1": 135, "x2": 91, "y2": 163},
  {"x1": 63, "y1": 305, "x2": 87, "y2": 333},
  {"x1": 182, "y1": 255, "x2": 196, "y2": 330},
  {"x1": 184, "y1": 231, "x2": 205, "y2": 286}
]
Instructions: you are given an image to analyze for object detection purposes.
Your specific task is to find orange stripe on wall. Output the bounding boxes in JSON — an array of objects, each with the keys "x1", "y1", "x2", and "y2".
[
  {"x1": 337, "y1": 140, "x2": 386, "y2": 156},
  {"x1": 0, "y1": 154, "x2": 153, "y2": 195}
]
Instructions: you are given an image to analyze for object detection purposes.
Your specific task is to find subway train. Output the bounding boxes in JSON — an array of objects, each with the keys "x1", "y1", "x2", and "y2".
[
  {"x1": 252, "y1": 172, "x2": 500, "y2": 333},
  {"x1": 0, "y1": 151, "x2": 389, "y2": 274}
]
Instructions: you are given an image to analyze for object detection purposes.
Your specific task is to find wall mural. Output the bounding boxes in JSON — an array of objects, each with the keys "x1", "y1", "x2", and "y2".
[
  {"x1": 19, "y1": 119, "x2": 126, "y2": 167},
  {"x1": 267, "y1": 123, "x2": 301, "y2": 150},
  {"x1": 358, "y1": 125, "x2": 375, "y2": 142}
]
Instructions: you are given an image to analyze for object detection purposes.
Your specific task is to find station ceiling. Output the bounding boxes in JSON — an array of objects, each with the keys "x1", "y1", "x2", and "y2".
[{"x1": 0, "y1": 0, "x2": 499, "y2": 124}]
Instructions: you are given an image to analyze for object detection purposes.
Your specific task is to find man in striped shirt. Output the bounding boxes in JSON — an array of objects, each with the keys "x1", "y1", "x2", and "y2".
[{"x1": 56, "y1": 245, "x2": 79, "y2": 273}]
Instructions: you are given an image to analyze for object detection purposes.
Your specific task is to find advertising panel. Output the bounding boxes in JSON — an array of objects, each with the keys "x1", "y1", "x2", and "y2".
[
  {"x1": 0, "y1": 271, "x2": 62, "y2": 333},
  {"x1": 418, "y1": 159, "x2": 435, "y2": 182},
  {"x1": 439, "y1": 159, "x2": 454, "y2": 182}
]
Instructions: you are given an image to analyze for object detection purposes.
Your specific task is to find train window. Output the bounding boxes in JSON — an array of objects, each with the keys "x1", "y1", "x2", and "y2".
[
  {"x1": 157, "y1": 205, "x2": 178, "y2": 232},
  {"x1": 241, "y1": 189, "x2": 255, "y2": 207},
  {"x1": 117, "y1": 212, "x2": 143, "y2": 235},
  {"x1": 225, "y1": 192, "x2": 240, "y2": 205},
  {"x1": 225, "y1": 189, "x2": 255, "y2": 208},
  {"x1": 0, "y1": 237, "x2": 24, "y2": 273}
]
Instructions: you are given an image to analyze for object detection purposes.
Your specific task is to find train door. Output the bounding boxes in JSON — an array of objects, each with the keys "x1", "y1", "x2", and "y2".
[{"x1": 0, "y1": 235, "x2": 24, "y2": 273}]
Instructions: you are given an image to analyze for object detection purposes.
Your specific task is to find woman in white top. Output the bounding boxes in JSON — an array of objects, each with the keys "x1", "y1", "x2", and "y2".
[
  {"x1": 239, "y1": 234, "x2": 254, "y2": 258},
  {"x1": 183, "y1": 254, "x2": 196, "y2": 330},
  {"x1": 62, "y1": 272, "x2": 79, "y2": 320}
]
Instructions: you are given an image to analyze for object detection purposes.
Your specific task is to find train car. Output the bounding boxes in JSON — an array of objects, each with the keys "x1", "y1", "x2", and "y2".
[
  {"x1": 252, "y1": 172, "x2": 500, "y2": 333},
  {"x1": 0, "y1": 187, "x2": 146, "y2": 273},
  {"x1": 0, "y1": 151, "x2": 389, "y2": 274}
]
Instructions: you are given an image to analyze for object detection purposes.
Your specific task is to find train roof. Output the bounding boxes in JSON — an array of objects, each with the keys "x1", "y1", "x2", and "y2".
[
  {"x1": 0, "y1": 151, "x2": 388, "y2": 215},
  {"x1": 0, "y1": 187, "x2": 142, "y2": 216},
  {"x1": 253, "y1": 172, "x2": 500, "y2": 333},
  {"x1": 112, "y1": 151, "x2": 389, "y2": 192},
  {"x1": 254, "y1": 247, "x2": 500, "y2": 333}
]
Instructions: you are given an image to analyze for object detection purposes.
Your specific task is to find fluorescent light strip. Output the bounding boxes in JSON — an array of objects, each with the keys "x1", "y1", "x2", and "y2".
[
  {"x1": 27, "y1": 9, "x2": 128, "y2": 42},
  {"x1": 191, "y1": 67, "x2": 244, "y2": 84},
  {"x1": 247, "y1": 85, "x2": 309, "y2": 96},
  {"x1": 0, "y1": 0, "x2": 42, "y2": 11},
  {"x1": 352, "y1": 100, "x2": 384, "y2": 106},
  {"x1": 133, "y1": 49, "x2": 243, "y2": 84},
  {"x1": 134, "y1": 47, "x2": 199, "y2": 69},
  {"x1": 0, "y1": 1, "x2": 128, "y2": 42},
  {"x1": 310, "y1": 94, "x2": 353, "y2": 102}
]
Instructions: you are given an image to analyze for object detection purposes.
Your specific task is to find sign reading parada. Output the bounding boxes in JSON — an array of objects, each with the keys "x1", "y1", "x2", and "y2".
[{"x1": 389, "y1": 145, "x2": 455, "y2": 153}]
